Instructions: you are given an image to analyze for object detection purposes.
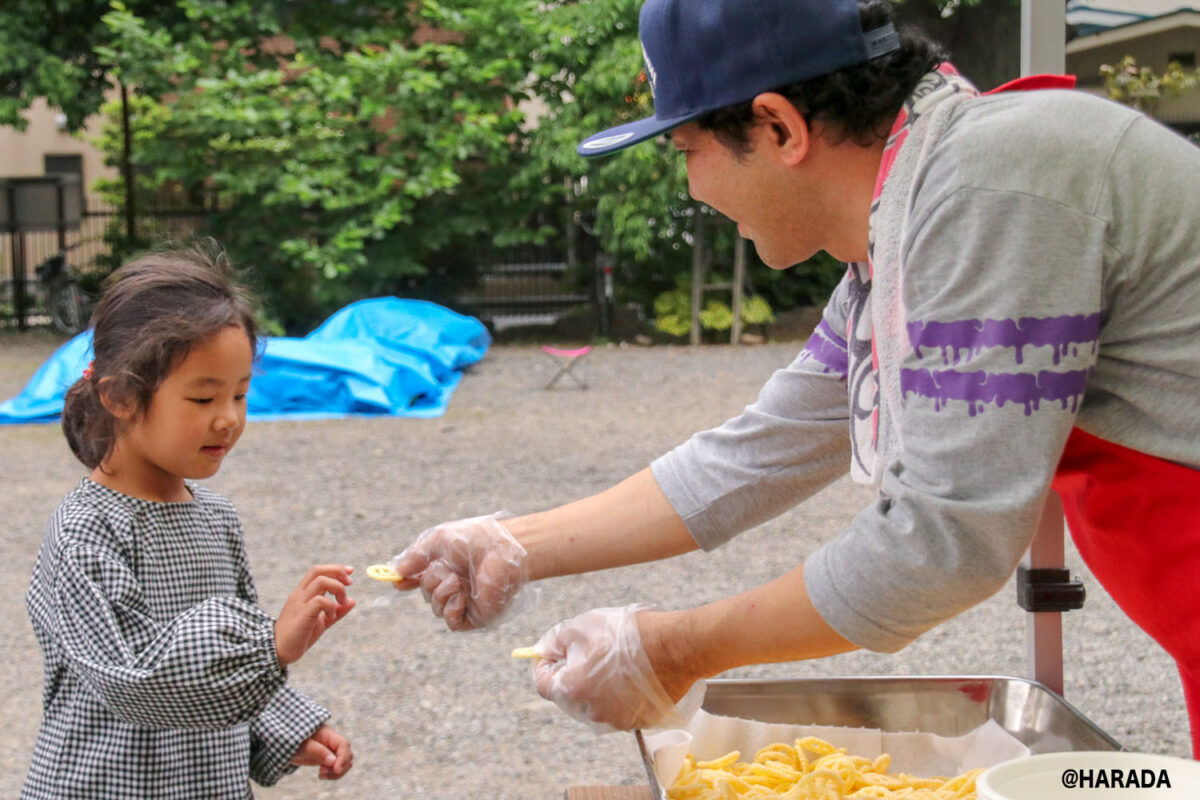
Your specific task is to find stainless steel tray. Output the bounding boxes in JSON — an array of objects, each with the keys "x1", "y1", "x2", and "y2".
[{"x1": 637, "y1": 675, "x2": 1119, "y2": 798}]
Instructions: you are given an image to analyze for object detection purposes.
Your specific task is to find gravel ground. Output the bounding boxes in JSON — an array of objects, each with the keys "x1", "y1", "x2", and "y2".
[{"x1": 0, "y1": 328, "x2": 1189, "y2": 799}]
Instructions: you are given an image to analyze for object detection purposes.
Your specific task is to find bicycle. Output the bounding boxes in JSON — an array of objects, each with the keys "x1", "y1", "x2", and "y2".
[{"x1": 34, "y1": 244, "x2": 91, "y2": 336}]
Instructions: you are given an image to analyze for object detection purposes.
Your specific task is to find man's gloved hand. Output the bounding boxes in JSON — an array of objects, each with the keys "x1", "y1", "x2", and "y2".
[
  {"x1": 531, "y1": 604, "x2": 705, "y2": 734},
  {"x1": 390, "y1": 513, "x2": 538, "y2": 631}
]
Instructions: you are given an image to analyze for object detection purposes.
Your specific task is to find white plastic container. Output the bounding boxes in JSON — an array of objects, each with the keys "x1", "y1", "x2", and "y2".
[{"x1": 978, "y1": 751, "x2": 1200, "y2": 799}]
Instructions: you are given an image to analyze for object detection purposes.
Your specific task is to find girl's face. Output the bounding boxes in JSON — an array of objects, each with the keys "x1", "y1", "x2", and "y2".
[{"x1": 102, "y1": 325, "x2": 253, "y2": 502}]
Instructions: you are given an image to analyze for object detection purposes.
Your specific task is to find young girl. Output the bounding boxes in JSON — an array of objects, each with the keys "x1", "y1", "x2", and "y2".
[{"x1": 22, "y1": 245, "x2": 356, "y2": 799}]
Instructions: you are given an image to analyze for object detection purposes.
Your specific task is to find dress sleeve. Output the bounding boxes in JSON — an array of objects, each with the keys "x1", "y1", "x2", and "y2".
[
  {"x1": 248, "y1": 686, "x2": 330, "y2": 786},
  {"x1": 805, "y1": 184, "x2": 1106, "y2": 652},
  {"x1": 651, "y1": 273, "x2": 854, "y2": 550},
  {"x1": 54, "y1": 539, "x2": 288, "y2": 729},
  {"x1": 220, "y1": 510, "x2": 333, "y2": 786}
]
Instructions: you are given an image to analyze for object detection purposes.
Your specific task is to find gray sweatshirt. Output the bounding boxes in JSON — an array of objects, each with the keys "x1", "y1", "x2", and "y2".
[{"x1": 651, "y1": 88, "x2": 1200, "y2": 653}]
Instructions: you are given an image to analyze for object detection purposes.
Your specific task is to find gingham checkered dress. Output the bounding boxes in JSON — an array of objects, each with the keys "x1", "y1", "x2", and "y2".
[{"x1": 22, "y1": 479, "x2": 329, "y2": 799}]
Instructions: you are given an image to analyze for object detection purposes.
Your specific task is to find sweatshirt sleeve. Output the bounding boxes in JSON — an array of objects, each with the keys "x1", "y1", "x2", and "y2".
[
  {"x1": 651, "y1": 274, "x2": 854, "y2": 550},
  {"x1": 805, "y1": 183, "x2": 1106, "y2": 652},
  {"x1": 53, "y1": 538, "x2": 288, "y2": 729}
]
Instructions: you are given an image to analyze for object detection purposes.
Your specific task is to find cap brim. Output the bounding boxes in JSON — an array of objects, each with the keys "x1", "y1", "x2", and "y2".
[{"x1": 577, "y1": 110, "x2": 702, "y2": 158}]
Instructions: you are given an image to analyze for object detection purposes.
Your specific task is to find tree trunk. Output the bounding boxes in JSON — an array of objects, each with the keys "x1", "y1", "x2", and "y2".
[{"x1": 120, "y1": 80, "x2": 136, "y2": 244}]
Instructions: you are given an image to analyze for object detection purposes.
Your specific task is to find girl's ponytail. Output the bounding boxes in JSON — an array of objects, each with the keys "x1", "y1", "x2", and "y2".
[{"x1": 61, "y1": 374, "x2": 114, "y2": 470}]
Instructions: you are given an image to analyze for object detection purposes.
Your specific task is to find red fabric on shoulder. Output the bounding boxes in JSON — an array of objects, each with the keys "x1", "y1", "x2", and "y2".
[
  {"x1": 1053, "y1": 427, "x2": 1200, "y2": 756},
  {"x1": 985, "y1": 74, "x2": 1077, "y2": 94}
]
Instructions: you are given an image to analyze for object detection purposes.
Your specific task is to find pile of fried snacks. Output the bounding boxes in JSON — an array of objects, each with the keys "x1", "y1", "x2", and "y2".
[{"x1": 667, "y1": 736, "x2": 983, "y2": 799}]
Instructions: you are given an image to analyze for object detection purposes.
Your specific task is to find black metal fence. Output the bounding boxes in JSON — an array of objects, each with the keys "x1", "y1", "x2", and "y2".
[
  {"x1": 3, "y1": 198, "x2": 607, "y2": 336},
  {"x1": 2, "y1": 195, "x2": 227, "y2": 331},
  {"x1": 453, "y1": 237, "x2": 606, "y2": 335},
  {"x1": 0, "y1": 201, "x2": 111, "y2": 331}
]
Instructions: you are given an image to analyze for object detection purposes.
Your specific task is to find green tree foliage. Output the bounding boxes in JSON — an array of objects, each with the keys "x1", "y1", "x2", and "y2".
[
  {"x1": 519, "y1": 0, "x2": 693, "y2": 303},
  {"x1": 523, "y1": 1, "x2": 843, "y2": 324},
  {"x1": 6, "y1": 0, "x2": 1005, "y2": 334},
  {"x1": 1100, "y1": 55, "x2": 1200, "y2": 116},
  {"x1": 0, "y1": 0, "x2": 184, "y2": 132},
  {"x1": 653, "y1": 276, "x2": 776, "y2": 338},
  {"x1": 93, "y1": 0, "x2": 546, "y2": 330}
]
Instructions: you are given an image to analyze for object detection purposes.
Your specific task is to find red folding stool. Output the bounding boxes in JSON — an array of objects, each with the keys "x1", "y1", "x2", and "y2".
[{"x1": 541, "y1": 345, "x2": 590, "y2": 390}]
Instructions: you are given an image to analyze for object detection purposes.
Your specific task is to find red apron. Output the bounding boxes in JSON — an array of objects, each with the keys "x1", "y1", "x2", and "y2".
[{"x1": 1053, "y1": 427, "x2": 1200, "y2": 757}]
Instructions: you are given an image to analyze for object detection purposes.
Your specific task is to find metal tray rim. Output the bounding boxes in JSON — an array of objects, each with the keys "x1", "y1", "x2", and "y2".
[{"x1": 636, "y1": 673, "x2": 1120, "y2": 800}]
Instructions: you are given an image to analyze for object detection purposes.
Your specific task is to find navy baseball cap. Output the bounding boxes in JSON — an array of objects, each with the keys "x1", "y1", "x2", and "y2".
[{"x1": 577, "y1": 0, "x2": 901, "y2": 158}]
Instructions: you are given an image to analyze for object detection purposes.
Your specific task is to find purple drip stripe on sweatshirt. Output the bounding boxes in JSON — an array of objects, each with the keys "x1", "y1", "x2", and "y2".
[
  {"x1": 798, "y1": 318, "x2": 849, "y2": 377},
  {"x1": 900, "y1": 367, "x2": 1090, "y2": 416},
  {"x1": 906, "y1": 313, "x2": 1101, "y2": 366},
  {"x1": 900, "y1": 314, "x2": 1098, "y2": 416}
]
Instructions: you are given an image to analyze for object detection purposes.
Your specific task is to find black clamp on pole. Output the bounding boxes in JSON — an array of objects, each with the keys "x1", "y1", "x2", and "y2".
[{"x1": 1016, "y1": 567, "x2": 1086, "y2": 613}]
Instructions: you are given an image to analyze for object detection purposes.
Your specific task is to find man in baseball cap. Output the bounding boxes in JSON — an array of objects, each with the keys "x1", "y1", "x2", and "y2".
[
  {"x1": 396, "y1": 0, "x2": 1200, "y2": 754},
  {"x1": 577, "y1": 0, "x2": 900, "y2": 157}
]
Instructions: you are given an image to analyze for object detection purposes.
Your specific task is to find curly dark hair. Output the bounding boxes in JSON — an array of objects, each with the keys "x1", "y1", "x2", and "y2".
[
  {"x1": 696, "y1": 0, "x2": 948, "y2": 152},
  {"x1": 61, "y1": 240, "x2": 260, "y2": 469}
]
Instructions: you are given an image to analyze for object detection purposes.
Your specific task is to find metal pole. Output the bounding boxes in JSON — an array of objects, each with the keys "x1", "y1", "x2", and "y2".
[
  {"x1": 565, "y1": 179, "x2": 578, "y2": 272},
  {"x1": 57, "y1": 179, "x2": 67, "y2": 251},
  {"x1": 596, "y1": 254, "x2": 614, "y2": 338},
  {"x1": 12, "y1": 229, "x2": 27, "y2": 331},
  {"x1": 1021, "y1": 0, "x2": 1066, "y2": 76},
  {"x1": 1019, "y1": 0, "x2": 1070, "y2": 698},
  {"x1": 1023, "y1": 492, "x2": 1067, "y2": 696},
  {"x1": 603, "y1": 262, "x2": 614, "y2": 337},
  {"x1": 689, "y1": 211, "x2": 706, "y2": 346},
  {"x1": 731, "y1": 235, "x2": 746, "y2": 345}
]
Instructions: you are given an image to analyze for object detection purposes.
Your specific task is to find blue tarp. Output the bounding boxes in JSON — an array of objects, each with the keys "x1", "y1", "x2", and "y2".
[{"x1": 0, "y1": 298, "x2": 490, "y2": 424}]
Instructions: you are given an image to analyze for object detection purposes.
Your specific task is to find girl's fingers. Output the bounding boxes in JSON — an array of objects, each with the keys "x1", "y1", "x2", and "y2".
[
  {"x1": 300, "y1": 565, "x2": 354, "y2": 590},
  {"x1": 333, "y1": 597, "x2": 356, "y2": 623},
  {"x1": 310, "y1": 595, "x2": 339, "y2": 621},
  {"x1": 304, "y1": 576, "x2": 350, "y2": 605},
  {"x1": 311, "y1": 594, "x2": 355, "y2": 633},
  {"x1": 290, "y1": 738, "x2": 334, "y2": 767},
  {"x1": 333, "y1": 738, "x2": 354, "y2": 775}
]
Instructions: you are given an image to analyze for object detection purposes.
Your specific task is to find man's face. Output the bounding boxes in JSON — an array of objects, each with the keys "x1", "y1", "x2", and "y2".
[{"x1": 670, "y1": 121, "x2": 823, "y2": 269}]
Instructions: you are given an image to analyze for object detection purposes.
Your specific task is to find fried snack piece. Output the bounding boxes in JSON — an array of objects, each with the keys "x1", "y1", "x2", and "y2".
[{"x1": 668, "y1": 736, "x2": 982, "y2": 799}]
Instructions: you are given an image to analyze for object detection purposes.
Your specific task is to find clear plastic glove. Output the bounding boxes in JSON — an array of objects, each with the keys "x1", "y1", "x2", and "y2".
[
  {"x1": 389, "y1": 512, "x2": 539, "y2": 631},
  {"x1": 532, "y1": 604, "x2": 706, "y2": 734}
]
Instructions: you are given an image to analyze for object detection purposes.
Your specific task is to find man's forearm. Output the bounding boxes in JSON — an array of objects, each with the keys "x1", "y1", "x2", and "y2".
[
  {"x1": 505, "y1": 467, "x2": 698, "y2": 581},
  {"x1": 642, "y1": 564, "x2": 859, "y2": 699}
]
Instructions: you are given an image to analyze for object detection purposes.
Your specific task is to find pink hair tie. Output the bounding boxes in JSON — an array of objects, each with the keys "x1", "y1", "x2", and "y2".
[{"x1": 82, "y1": 361, "x2": 94, "y2": 381}]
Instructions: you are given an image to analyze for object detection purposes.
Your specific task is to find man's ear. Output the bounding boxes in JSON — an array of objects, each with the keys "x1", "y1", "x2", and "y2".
[
  {"x1": 750, "y1": 93, "x2": 811, "y2": 166},
  {"x1": 97, "y1": 378, "x2": 136, "y2": 422}
]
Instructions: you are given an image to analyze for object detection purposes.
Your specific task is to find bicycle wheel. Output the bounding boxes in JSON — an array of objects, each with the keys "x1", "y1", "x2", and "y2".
[{"x1": 49, "y1": 282, "x2": 90, "y2": 335}]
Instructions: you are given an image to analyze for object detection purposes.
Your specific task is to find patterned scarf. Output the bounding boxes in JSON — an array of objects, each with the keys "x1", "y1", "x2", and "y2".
[{"x1": 846, "y1": 64, "x2": 979, "y2": 485}]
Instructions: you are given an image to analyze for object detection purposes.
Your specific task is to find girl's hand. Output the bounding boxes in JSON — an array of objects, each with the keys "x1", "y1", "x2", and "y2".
[
  {"x1": 275, "y1": 565, "x2": 355, "y2": 666},
  {"x1": 290, "y1": 724, "x2": 353, "y2": 780}
]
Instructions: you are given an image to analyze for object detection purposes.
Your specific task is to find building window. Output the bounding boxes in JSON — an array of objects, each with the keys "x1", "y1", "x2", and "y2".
[
  {"x1": 44, "y1": 154, "x2": 82, "y2": 177},
  {"x1": 43, "y1": 154, "x2": 84, "y2": 215},
  {"x1": 1168, "y1": 51, "x2": 1196, "y2": 68}
]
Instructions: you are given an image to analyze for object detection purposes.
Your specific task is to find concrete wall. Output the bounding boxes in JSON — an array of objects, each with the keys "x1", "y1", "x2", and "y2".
[{"x1": 0, "y1": 98, "x2": 115, "y2": 193}]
